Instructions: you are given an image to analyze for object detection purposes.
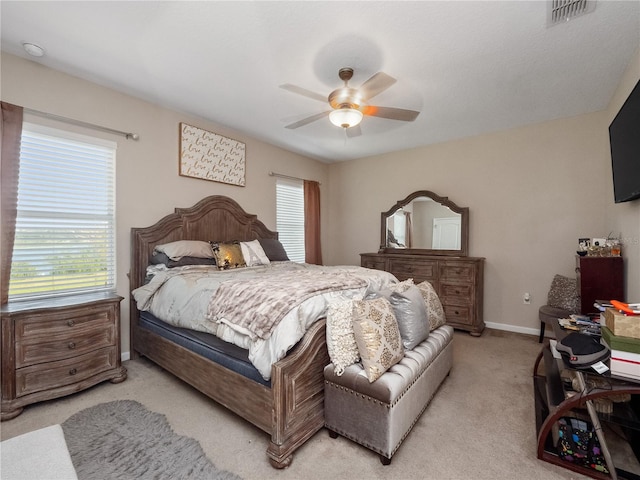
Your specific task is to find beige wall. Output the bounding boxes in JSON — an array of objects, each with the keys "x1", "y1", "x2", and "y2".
[
  {"x1": 326, "y1": 49, "x2": 640, "y2": 335},
  {"x1": 1, "y1": 53, "x2": 328, "y2": 355}
]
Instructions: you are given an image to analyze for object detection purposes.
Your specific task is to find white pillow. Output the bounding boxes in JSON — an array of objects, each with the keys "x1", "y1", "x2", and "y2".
[
  {"x1": 153, "y1": 240, "x2": 213, "y2": 260},
  {"x1": 240, "y1": 240, "x2": 271, "y2": 266}
]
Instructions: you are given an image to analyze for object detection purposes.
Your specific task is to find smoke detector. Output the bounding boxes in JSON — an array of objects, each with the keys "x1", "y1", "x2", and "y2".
[
  {"x1": 22, "y1": 42, "x2": 45, "y2": 57},
  {"x1": 548, "y1": 0, "x2": 596, "y2": 26}
]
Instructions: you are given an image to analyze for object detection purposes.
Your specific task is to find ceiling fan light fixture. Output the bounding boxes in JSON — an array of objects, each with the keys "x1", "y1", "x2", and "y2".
[{"x1": 329, "y1": 108, "x2": 363, "y2": 129}]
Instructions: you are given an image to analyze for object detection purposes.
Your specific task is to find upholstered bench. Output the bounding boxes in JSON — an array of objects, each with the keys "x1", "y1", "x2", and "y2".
[{"x1": 324, "y1": 324, "x2": 454, "y2": 464}]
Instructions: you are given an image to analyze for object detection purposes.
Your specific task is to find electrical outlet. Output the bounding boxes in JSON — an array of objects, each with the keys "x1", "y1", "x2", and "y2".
[{"x1": 523, "y1": 292, "x2": 531, "y2": 304}]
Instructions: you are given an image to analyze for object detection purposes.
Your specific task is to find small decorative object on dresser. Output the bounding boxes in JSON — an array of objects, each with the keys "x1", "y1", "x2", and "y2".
[
  {"x1": 361, "y1": 190, "x2": 485, "y2": 336},
  {"x1": 1, "y1": 292, "x2": 127, "y2": 420}
]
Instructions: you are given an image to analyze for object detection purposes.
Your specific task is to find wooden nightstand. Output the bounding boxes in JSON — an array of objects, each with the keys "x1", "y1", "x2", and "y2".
[{"x1": 1, "y1": 292, "x2": 127, "y2": 420}]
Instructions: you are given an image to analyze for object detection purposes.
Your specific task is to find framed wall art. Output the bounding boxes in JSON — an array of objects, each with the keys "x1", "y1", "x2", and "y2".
[{"x1": 179, "y1": 123, "x2": 246, "y2": 186}]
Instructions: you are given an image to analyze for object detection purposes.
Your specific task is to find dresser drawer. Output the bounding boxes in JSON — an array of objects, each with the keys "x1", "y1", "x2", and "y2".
[
  {"x1": 362, "y1": 257, "x2": 386, "y2": 270},
  {"x1": 16, "y1": 323, "x2": 115, "y2": 368},
  {"x1": 388, "y1": 259, "x2": 437, "y2": 282},
  {"x1": 440, "y1": 263, "x2": 475, "y2": 283},
  {"x1": 440, "y1": 283, "x2": 473, "y2": 305},
  {"x1": 443, "y1": 305, "x2": 472, "y2": 326},
  {"x1": 15, "y1": 347, "x2": 117, "y2": 397}
]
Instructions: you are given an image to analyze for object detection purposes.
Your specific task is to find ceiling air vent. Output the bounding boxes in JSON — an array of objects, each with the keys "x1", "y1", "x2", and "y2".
[{"x1": 548, "y1": 0, "x2": 596, "y2": 26}]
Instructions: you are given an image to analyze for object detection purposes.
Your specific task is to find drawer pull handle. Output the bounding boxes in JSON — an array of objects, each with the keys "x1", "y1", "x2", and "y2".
[
  {"x1": 68, "y1": 342, "x2": 76, "y2": 350},
  {"x1": 69, "y1": 368, "x2": 77, "y2": 376},
  {"x1": 67, "y1": 320, "x2": 75, "y2": 327},
  {"x1": 454, "y1": 310, "x2": 460, "y2": 315},
  {"x1": 455, "y1": 290, "x2": 461, "y2": 295}
]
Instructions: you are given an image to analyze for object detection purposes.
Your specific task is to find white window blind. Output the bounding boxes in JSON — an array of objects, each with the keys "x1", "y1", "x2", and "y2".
[
  {"x1": 276, "y1": 178, "x2": 305, "y2": 263},
  {"x1": 8, "y1": 123, "x2": 117, "y2": 301}
]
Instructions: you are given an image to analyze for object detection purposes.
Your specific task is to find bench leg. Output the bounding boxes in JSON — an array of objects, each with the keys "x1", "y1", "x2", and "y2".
[
  {"x1": 538, "y1": 321, "x2": 546, "y2": 343},
  {"x1": 380, "y1": 455, "x2": 392, "y2": 465}
]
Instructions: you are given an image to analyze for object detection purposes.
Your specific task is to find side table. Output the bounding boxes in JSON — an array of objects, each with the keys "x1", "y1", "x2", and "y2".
[
  {"x1": 1, "y1": 292, "x2": 127, "y2": 420},
  {"x1": 533, "y1": 324, "x2": 640, "y2": 479}
]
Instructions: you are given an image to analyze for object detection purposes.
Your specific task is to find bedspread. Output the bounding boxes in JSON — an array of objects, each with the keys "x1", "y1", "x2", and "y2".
[
  {"x1": 208, "y1": 269, "x2": 367, "y2": 340},
  {"x1": 132, "y1": 262, "x2": 397, "y2": 380}
]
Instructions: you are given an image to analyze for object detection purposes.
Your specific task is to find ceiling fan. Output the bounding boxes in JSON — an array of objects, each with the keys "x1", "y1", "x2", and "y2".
[{"x1": 280, "y1": 67, "x2": 420, "y2": 136}]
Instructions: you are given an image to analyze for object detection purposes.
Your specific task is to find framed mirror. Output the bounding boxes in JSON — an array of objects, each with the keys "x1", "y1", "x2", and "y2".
[{"x1": 380, "y1": 190, "x2": 469, "y2": 256}]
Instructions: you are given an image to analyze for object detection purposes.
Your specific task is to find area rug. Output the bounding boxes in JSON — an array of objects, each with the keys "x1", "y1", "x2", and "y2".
[{"x1": 61, "y1": 400, "x2": 242, "y2": 480}]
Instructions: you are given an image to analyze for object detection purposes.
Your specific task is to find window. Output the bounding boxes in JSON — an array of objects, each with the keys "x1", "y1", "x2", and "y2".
[
  {"x1": 276, "y1": 178, "x2": 305, "y2": 262},
  {"x1": 8, "y1": 123, "x2": 117, "y2": 301}
]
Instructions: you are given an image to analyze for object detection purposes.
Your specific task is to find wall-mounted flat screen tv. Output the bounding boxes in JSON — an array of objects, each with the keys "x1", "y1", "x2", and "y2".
[{"x1": 609, "y1": 80, "x2": 640, "y2": 203}]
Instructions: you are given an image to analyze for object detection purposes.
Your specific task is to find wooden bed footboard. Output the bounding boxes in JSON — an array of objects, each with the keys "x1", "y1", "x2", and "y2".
[
  {"x1": 132, "y1": 317, "x2": 328, "y2": 468},
  {"x1": 268, "y1": 319, "x2": 329, "y2": 468}
]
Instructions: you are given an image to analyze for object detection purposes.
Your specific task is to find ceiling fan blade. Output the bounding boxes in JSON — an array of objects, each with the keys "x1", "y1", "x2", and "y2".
[
  {"x1": 280, "y1": 84, "x2": 327, "y2": 103},
  {"x1": 358, "y1": 72, "x2": 396, "y2": 100},
  {"x1": 284, "y1": 111, "x2": 331, "y2": 129},
  {"x1": 362, "y1": 106, "x2": 420, "y2": 122},
  {"x1": 346, "y1": 125, "x2": 362, "y2": 138}
]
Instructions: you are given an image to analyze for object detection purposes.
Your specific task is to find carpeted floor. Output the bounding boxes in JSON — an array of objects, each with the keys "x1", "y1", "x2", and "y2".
[{"x1": 1, "y1": 329, "x2": 610, "y2": 479}]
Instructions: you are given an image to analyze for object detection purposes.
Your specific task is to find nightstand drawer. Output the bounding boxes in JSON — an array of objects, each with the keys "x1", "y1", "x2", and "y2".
[
  {"x1": 15, "y1": 347, "x2": 117, "y2": 397},
  {"x1": 388, "y1": 259, "x2": 437, "y2": 281},
  {"x1": 440, "y1": 263, "x2": 475, "y2": 282},
  {"x1": 16, "y1": 308, "x2": 112, "y2": 342},
  {"x1": 16, "y1": 323, "x2": 115, "y2": 368}
]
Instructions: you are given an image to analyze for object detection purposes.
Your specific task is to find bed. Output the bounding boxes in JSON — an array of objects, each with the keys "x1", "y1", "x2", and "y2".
[{"x1": 129, "y1": 195, "x2": 395, "y2": 468}]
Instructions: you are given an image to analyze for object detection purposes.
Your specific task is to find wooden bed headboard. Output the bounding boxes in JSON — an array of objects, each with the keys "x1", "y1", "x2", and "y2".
[{"x1": 130, "y1": 196, "x2": 277, "y2": 293}]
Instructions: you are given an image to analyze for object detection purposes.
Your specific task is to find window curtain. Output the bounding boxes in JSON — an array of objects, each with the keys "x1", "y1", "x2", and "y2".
[
  {"x1": 404, "y1": 211, "x2": 413, "y2": 249},
  {"x1": 1, "y1": 102, "x2": 23, "y2": 304},
  {"x1": 304, "y1": 180, "x2": 323, "y2": 265}
]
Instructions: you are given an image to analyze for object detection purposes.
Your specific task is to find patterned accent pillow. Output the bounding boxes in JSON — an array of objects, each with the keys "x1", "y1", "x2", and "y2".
[
  {"x1": 240, "y1": 239, "x2": 271, "y2": 266},
  {"x1": 210, "y1": 242, "x2": 246, "y2": 270},
  {"x1": 417, "y1": 281, "x2": 446, "y2": 331},
  {"x1": 326, "y1": 299, "x2": 359, "y2": 376},
  {"x1": 352, "y1": 297, "x2": 404, "y2": 383},
  {"x1": 390, "y1": 278, "x2": 414, "y2": 294},
  {"x1": 547, "y1": 275, "x2": 579, "y2": 312}
]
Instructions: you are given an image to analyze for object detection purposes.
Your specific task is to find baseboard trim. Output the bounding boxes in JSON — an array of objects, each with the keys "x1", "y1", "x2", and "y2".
[
  {"x1": 485, "y1": 321, "x2": 549, "y2": 338},
  {"x1": 121, "y1": 351, "x2": 131, "y2": 362}
]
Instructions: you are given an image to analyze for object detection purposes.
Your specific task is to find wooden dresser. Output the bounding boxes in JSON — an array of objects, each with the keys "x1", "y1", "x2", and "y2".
[
  {"x1": 1, "y1": 292, "x2": 127, "y2": 420},
  {"x1": 361, "y1": 253, "x2": 485, "y2": 336}
]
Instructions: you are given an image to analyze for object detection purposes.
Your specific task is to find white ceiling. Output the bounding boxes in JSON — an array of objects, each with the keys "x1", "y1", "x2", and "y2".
[{"x1": 1, "y1": 1, "x2": 639, "y2": 163}]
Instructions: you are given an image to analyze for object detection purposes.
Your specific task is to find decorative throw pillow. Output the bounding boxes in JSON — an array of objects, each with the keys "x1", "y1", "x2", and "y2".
[
  {"x1": 210, "y1": 242, "x2": 246, "y2": 270},
  {"x1": 547, "y1": 275, "x2": 579, "y2": 313},
  {"x1": 257, "y1": 238, "x2": 290, "y2": 262},
  {"x1": 387, "y1": 283, "x2": 430, "y2": 350},
  {"x1": 352, "y1": 297, "x2": 404, "y2": 383},
  {"x1": 240, "y1": 240, "x2": 271, "y2": 266},
  {"x1": 152, "y1": 240, "x2": 214, "y2": 260},
  {"x1": 326, "y1": 299, "x2": 359, "y2": 376},
  {"x1": 416, "y1": 280, "x2": 447, "y2": 331},
  {"x1": 390, "y1": 278, "x2": 414, "y2": 294}
]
